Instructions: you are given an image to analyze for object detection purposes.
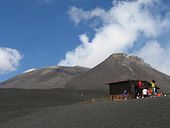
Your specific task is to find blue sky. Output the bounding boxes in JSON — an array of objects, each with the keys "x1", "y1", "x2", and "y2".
[
  {"x1": 0, "y1": 0, "x2": 170, "y2": 82},
  {"x1": 0, "y1": 0, "x2": 111, "y2": 81}
]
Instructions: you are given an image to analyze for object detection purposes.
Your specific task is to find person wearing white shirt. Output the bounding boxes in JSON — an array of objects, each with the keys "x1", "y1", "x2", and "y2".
[{"x1": 142, "y1": 88, "x2": 148, "y2": 98}]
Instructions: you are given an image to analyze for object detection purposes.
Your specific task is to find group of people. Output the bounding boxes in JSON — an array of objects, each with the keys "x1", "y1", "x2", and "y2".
[
  {"x1": 136, "y1": 80, "x2": 158, "y2": 99},
  {"x1": 122, "y1": 80, "x2": 161, "y2": 100}
]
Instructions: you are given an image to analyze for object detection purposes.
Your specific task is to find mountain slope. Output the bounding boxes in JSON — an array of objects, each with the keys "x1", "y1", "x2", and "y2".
[
  {"x1": 66, "y1": 53, "x2": 170, "y2": 93},
  {"x1": 0, "y1": 66, "x2": 89, "y2": 89}
]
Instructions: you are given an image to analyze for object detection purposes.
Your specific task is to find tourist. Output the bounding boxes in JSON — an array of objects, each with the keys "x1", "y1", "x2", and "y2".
[
  {"x1": 142, "y1": 88, "x2": 148, "y2": 98},
  {"x1": 147, "y1": 88, "x2": 153, "y2": 97},
  {"x1": 150, "y1": 80, "x2": 156, "y2": 96},
  {"x1": 123, "y1": 89, "x2": 128, "y2": 100},
  {"x1": 137, "y1": 80, "x2": 143, "y2": 98}
]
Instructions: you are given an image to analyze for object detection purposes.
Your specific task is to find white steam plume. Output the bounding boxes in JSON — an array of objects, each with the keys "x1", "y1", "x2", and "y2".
[{"x1": 59, "y1": 0, "x2": 170, "y2": 75}]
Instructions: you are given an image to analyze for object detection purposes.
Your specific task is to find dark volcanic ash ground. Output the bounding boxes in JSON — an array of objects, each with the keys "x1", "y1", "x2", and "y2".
[{"x1": 0, "y1": 93, "x2": 170, "y2": 128}]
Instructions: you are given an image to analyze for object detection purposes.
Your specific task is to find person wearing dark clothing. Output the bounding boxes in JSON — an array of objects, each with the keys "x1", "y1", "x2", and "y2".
[{"x1": 123, "y1": 89, "x2": 128, "y2": 100}]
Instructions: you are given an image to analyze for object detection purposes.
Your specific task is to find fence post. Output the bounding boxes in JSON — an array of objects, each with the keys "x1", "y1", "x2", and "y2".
[
  {"x1": 92, "y1": 98, "x2": 95, "y2": 103},
  {"x1": 110, "y1": 95, "x2": 113, "y2": 101}
]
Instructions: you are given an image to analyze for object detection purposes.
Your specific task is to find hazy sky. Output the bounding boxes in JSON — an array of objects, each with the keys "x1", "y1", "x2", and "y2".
[{"x1": 0, "y1": 0, "x2": 170, "y2": 82}]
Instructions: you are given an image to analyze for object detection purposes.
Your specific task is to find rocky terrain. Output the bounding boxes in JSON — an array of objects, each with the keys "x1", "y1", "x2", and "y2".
[
  {"x1": 1, "y1": 53, "x2": 170, "y2": 93},
  {"x1": 66, "y1": 53, "x2": 170, "y2": 93},
  {"x1": 0, "y1": 93, "x2": 170, "y2": 128},
  {"x1": 0, "y1": 53, "x2": 170, "y2": 128},
  {"x1": 0, "y1": 66, "x2": 89, "y2": 89}
]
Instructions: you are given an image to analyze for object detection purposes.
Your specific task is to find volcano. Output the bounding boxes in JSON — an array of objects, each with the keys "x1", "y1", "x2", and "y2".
[
  {"x1": 66, "y1": 53, "x2": 170, "y2": 93},
  {"x1": 0, "y1": 66, "x2": 89, "y2": 89},
  {"x1": 1, "y1": 53, "x2": 170, "y2": 93}
]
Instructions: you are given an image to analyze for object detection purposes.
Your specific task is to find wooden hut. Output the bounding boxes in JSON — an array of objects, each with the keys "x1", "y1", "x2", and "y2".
[{"x1": 105, "y1": 80, "x2": 159, "y2": 100}]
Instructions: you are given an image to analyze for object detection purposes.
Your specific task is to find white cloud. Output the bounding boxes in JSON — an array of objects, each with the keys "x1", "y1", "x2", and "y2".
[
  {"x1": 135, "y1": 41, "x2": 170, "y2": 75},
  {"x1": 59, "y1": 0, "x2": 170, "y2": 75},
  {"x1": 68, "y1": 6, "x2": 106, "y2": 25},
  {"x1": 0, "y1": 47, "x2": 23, "y2": 75}
]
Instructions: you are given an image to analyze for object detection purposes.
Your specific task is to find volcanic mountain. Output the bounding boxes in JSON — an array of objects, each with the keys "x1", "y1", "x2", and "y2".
[
  {"x1": 0, "y1": 66, "x2": 89, "y2": 89},
  {"x1": 1, "y1": 53, "x2": 170, "y2": 92},
  {"x1": 66, "y1": 53, "x2": 170, "y2": 93}
]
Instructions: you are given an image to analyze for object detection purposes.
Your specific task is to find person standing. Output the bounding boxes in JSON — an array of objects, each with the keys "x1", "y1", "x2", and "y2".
[
  {"x1": 137, "y1": 80, "x2": 143, "y2": 98},
  {"x1": 150, "y1": 80, "x2": 156, "y2": 96},
  {"x1": 123, "y1": 89, "x2": 128, "y2": 100}
]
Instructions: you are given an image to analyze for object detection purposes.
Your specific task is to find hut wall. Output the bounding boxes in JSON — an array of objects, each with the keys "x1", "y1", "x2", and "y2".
[{"x1": 109, "y1": 82, "x2": 131, "y2": 95}]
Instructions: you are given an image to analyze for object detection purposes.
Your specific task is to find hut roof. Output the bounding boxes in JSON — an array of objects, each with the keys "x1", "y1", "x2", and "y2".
[{"x1": 105, "y1": 80, "x2": 160, "y2": 89}]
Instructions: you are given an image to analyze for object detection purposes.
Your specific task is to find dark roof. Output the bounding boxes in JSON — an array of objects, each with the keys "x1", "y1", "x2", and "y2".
[
  {"x1": 105, "y1": 80, "x2": 160, "y2": 89},
  {"x1": 105, "y1": 79, "x2": 141, "y2": 85}
]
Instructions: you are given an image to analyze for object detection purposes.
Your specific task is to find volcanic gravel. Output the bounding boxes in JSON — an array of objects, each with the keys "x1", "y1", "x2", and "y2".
[{"x1": 0, "y1": 92, "x2": 170, "y2": 128}]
